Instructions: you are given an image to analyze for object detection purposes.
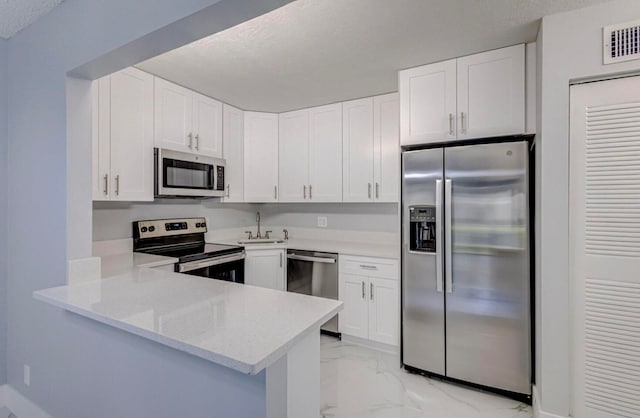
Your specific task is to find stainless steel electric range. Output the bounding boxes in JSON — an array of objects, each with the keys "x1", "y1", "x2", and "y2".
[{"x1": 133, "y1": 217, "x2": 245, "y2": 283}]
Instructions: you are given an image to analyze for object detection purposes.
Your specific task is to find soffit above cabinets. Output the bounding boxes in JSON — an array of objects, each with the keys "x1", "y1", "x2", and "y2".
[
  {"x1": 0, "y1": 0, "x2": 64, "y2": 39},
  {"x1": 136, "y1": 0, "x2": 609, "y2": 113}
]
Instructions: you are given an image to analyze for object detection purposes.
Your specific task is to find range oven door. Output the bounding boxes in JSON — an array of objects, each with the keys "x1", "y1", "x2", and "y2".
[
  {"x1": 155, "y1": 148, "x2": 225, "y2": 197},
  {"x1": 177, "y1": 253, "x2": 245, "y2": 283}
]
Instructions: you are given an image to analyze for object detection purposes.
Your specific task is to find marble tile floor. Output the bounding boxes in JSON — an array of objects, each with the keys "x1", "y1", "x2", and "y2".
[{"x1": 320, "y1": 335, "x2": 532, "y2": 418}]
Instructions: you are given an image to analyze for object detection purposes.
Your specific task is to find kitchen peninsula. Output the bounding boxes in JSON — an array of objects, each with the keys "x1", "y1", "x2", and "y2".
[{"x1": 34, "y1": 267, "x2": 342, "y2": 418}]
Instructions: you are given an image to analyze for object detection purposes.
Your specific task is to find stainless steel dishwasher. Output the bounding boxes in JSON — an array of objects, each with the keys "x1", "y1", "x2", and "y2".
[{"x1": 286, "y1": 249, "x2": 339, "y2": 336}]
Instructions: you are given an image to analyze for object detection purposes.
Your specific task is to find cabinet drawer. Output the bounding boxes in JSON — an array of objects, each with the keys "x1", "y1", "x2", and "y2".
[{"x1": 340, "y1": 255, "x2": 398, "y2": 279}]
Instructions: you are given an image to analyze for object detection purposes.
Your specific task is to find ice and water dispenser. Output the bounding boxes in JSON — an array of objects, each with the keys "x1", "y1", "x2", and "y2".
[{"x1": 409, "y1": 206, "x2": 437, "y2": 253}]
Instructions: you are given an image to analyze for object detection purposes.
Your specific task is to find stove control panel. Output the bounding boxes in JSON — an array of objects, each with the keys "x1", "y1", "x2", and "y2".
[{"x1": 134, "y1": 217, "x2": 207, "y2": 239}]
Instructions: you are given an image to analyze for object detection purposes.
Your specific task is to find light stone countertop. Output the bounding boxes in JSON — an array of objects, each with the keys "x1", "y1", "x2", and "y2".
[
  {"x1": 100, "y1": 252, "x2": 178, "y2": 278},
  {"x1": 34, "y1": 267, "x2": 342, "y2": 375},
  {"x1": 220, "y1": 237, "x2": 399, "y2": 259}
]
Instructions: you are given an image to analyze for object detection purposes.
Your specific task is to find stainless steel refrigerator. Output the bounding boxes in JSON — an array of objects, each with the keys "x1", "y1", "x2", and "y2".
[{"x1": 402, "y1": 140, "x2": 531, "y2": 396}]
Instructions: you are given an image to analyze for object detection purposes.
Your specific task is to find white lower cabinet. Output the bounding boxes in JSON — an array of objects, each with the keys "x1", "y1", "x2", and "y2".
[
  {"x1": 244, "y1": 249, "x2": 286, "y2": 291},
  {"x1": 338, "y1": 255, "x2": 400, "y2": 346}
]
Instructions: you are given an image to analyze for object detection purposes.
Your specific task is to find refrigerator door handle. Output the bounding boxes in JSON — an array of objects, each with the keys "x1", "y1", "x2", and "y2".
[
  {"x1": 435, "y1": 179, "x2": 444, "y2": 293},
  {"x1": 445, "y1": 178, "x2": 453, "y2": 293}
]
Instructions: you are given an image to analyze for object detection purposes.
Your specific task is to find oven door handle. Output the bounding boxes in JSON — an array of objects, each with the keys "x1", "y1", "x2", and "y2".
[
  {"x1": 286, "y1": 254, "x2": 336, "y2": 264},
  {"x1": 177, "y1": 253, "x2": 246, "y2": 273}
]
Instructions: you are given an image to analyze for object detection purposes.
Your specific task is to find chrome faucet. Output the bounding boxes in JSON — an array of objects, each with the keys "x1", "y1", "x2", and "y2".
[
  {"x1": 283, "y1": 228, "x2": 289, "y2": 241},
  {"x1": 256, "y1": 212, "x2": 262, "y2": 239}
]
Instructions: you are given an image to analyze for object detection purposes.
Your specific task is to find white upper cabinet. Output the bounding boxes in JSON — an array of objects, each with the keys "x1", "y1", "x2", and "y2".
[
  {"x1": 399, "y1": 59, "x2": 456, "y2": 146},
  {"x1": 154, "y1": 77, "x2": 222, "y2": 157},
  {"x1": 192, "y1": 92, "x2": 223, "y2": 156},
  {"x1": 244, "y1": 112, "x2": 279, "y2": 202},
  {"x1": 343, "y1": 95, "x2": 399, "y2": 202},
  {"x1": 279, "y1": 109, "x2": 310, "y2": 202},
  {"x1": 457, "y1": 44, "x2": 525, "y2": 139},
  {"x1": 222, "y1": 104, "x2": 244, "y2": 202},
  {"x1": 278, "y1": 103, "x2": 342, "y2": 203},
  {"x1": 92, "y1": 68, "x2": 154, "y2": 202},
  {"x1": 308, "y1": 103, "x2": 342, "y2": 202},
  {"x1": 343, "y1": 98, "x2": 375, "y2": 202},
  {"x1": 373, "y1": 93, "x2": 400, "y2": 202},
  {"x1": 154, "y1": 78, "x2": 193, "y2": 152},
  {"x1": 399, "y1": 44, "x2": 525, "y2": 145}
]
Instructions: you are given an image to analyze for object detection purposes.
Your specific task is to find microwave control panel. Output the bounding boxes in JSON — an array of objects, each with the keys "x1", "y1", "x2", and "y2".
[{"x1": 215, "y1": 166, "x2": 225, "y2": 191}]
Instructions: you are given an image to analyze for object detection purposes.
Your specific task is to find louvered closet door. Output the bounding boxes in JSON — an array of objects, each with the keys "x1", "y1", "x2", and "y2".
[{"x1": 571, "y1": 76, "x2": 640, "y2": 418}]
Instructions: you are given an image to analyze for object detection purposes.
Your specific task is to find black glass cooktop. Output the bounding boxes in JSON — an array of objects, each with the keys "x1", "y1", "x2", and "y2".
[{"x1": 139, "y1": 243, "x2": 243, "y2": 263}]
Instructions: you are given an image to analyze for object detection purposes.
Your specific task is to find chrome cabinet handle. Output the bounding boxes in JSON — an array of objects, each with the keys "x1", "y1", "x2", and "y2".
[
  {"x1": 375, "y1": 182, "x2": 379, "y2": 199},
  {"x1": 280, "y1": 252, "x2": 283, "y2": 268},
  {"x1": 115, "y1": 175, "x2": 120, "y2": 196},
  {"x1": 195, "y1": 134, "x2": 200, "y2": 150},
  {"x1": 370, "y1": 282, "x2": 374, "y2": 301},
  {"x1": 188, "y1": 133, "x2": 193, "y2": 148},
  {"x1": 368, "y1": 183, "x2": 372, "y2": 199},
  {"x1": 449, "y1": 113, "x2": 454, "y2": 136},
  {"x1": 359, "y1": 264, "x2": 378, "y2": 270},
  {"x1": 435, "y1": 179, "x2": 444, "y2": 293},
  {"x1": 460, "y1": 112, "x2": 466, "y2": 134},
  {"x1": 309, "y1": 184, "x2": 312, "y2": 200},
  {"x1": 103, "y1": 174, "x2": 109, "y2": 195},
  {"x1": 362, "y1": 281, "x2": 366, "y2": 299},
  {"x1": 445, "y1": 178, "x2": 453, "y2": 293},
  {"x1": 304, "y1": 185, "x2": 307, "y2": 199},
  {"x1": 226, "y1": 184, "x2": 230, "y2": 198},
  {"x1": 274, "y1": 185, "x2": 278, "y2": 200}
]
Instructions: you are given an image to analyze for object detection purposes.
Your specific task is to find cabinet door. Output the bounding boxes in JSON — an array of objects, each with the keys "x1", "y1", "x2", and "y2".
[
  {"x1": 457, "y1": 44, "x2": 525, "y2": 139},
  {"x1": 222, "y1": 104, "x2": 244, "y2": 202},
  {"x1": 399, "y1": 59, "x2": 456, "y2": 145},
  {"x1": 245, "y1": 249, "x2": 285, "y2": 291},
  {"x1": 373, "y1": 93, "x2": 400, "y2": 202},
  {"x1": 309, "y1": 103, "x2": 342, "y2": 202},
  {"x1": 109, "y1": 68, "x2": 154, "y2": 201},
  {"x1": 192, "y1": 92, "x2": 222, "y2": 157},
  {"x1": 368, "y1": 277, "x2": 400, "y2": 346},
  {"x1": 278, "y1": 109, "x2": 309, "y2": 202},
  {"x1": 338, "y1": 274, "x2": 369, "y2": 339},
  {"x1": 93, "y1": 78, "x2": 111, "y2": 201},
  {"x1": 244, "y1": 112, "x2": 279, "y2": 202},
  {"x1": 154, "y1": 77, "x2": 193, "y2": 152},
  {"x1": 342, "y1": 98, "x2": 374, "y2": 202}
]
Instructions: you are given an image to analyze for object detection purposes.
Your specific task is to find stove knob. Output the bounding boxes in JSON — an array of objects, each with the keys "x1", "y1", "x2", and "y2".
[
  {"x1": 195, "y1": 223, "x2": 201, "y2": 228},
  {"x1": 201, "y1": 222, "x2": 206, "y2": 228},
  {"x1": 148, "y1": 226, "x2": 155, "y2": 232},
  {"x1": 141, "y1": 227, "x2": 148, "y2": 233}
]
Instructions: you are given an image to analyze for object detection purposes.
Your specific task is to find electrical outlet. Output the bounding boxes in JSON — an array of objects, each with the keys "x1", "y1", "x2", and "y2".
[
  {"x1": 317, "y1": 216, "x2": 328, "y2": 228},
  {"x1": 24, "y1": 364, "x2": 30, "y2": 387}
]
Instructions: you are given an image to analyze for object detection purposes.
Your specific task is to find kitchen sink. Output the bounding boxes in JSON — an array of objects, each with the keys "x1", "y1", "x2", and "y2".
[{"x1": 237, "y1": 238, "x2": 285, "y2": 244}]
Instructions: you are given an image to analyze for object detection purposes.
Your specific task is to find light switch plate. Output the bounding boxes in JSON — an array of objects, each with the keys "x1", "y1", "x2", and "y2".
[{"x1": 317, "y1": 216, "x2": 328, "y2": 228}]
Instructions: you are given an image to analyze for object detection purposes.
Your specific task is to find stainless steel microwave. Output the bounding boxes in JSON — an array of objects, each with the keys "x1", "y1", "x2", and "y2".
[{"x1": 154, "y1": 148, "x2": 225, "y2": 198}]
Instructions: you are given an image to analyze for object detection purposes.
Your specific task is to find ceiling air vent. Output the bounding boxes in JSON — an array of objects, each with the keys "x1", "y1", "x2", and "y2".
[{"x1": 603, "y1": 19, "x2": 640, "y2": 64}]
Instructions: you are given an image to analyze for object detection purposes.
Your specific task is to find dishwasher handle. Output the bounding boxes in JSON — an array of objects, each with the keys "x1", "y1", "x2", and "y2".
[{"x1": 287, "y1": 254, "x2": 337, "y2": 264}]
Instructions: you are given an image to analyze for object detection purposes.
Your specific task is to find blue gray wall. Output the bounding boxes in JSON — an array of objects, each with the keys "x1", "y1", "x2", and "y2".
[
  {"x1": 6, "y1": 1, "x2": 288, "y2": 416},
  {"x1": 0, "y1": 38, "x2": 7, "y2": 387}
]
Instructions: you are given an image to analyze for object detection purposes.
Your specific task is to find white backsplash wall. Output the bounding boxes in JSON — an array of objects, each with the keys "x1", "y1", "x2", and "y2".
[
  {"x1": 93, "y1": 201, "x2": 399, "y2": 242},
  {"x1": 92, "y1": 200, "x2": 256, "y2": 241},
  {"x1": 254, "y1": 203, "x2": 400, "y2": 233}
]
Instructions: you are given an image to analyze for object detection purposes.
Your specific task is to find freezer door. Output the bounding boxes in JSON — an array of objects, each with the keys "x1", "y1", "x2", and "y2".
[
  {"x1": 402, "y1": 148, "x2": 445, "y2": 375},
  {"x1": 444, "y1": 141, "x2": 531, "y2": 395}
]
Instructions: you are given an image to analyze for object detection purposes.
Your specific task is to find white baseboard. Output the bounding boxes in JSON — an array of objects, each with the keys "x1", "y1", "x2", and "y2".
[
  {"x1": 3, "y1": 385, "x2": 51, "y2": 418},
  {"x1": 533, "y1": 385, "x2": 568, "y2": 418},
  {"x1": 341, "y1": 334, "x2": 399, "y2": 355}
]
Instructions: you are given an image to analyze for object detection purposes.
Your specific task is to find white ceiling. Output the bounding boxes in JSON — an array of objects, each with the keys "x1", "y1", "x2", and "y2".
[
  {"x1": 138, "y1": 0, "x2": 611, "y2": 113},
  {"x1": 0, "y1": 0, "x2": 64, "y2": 39}
]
